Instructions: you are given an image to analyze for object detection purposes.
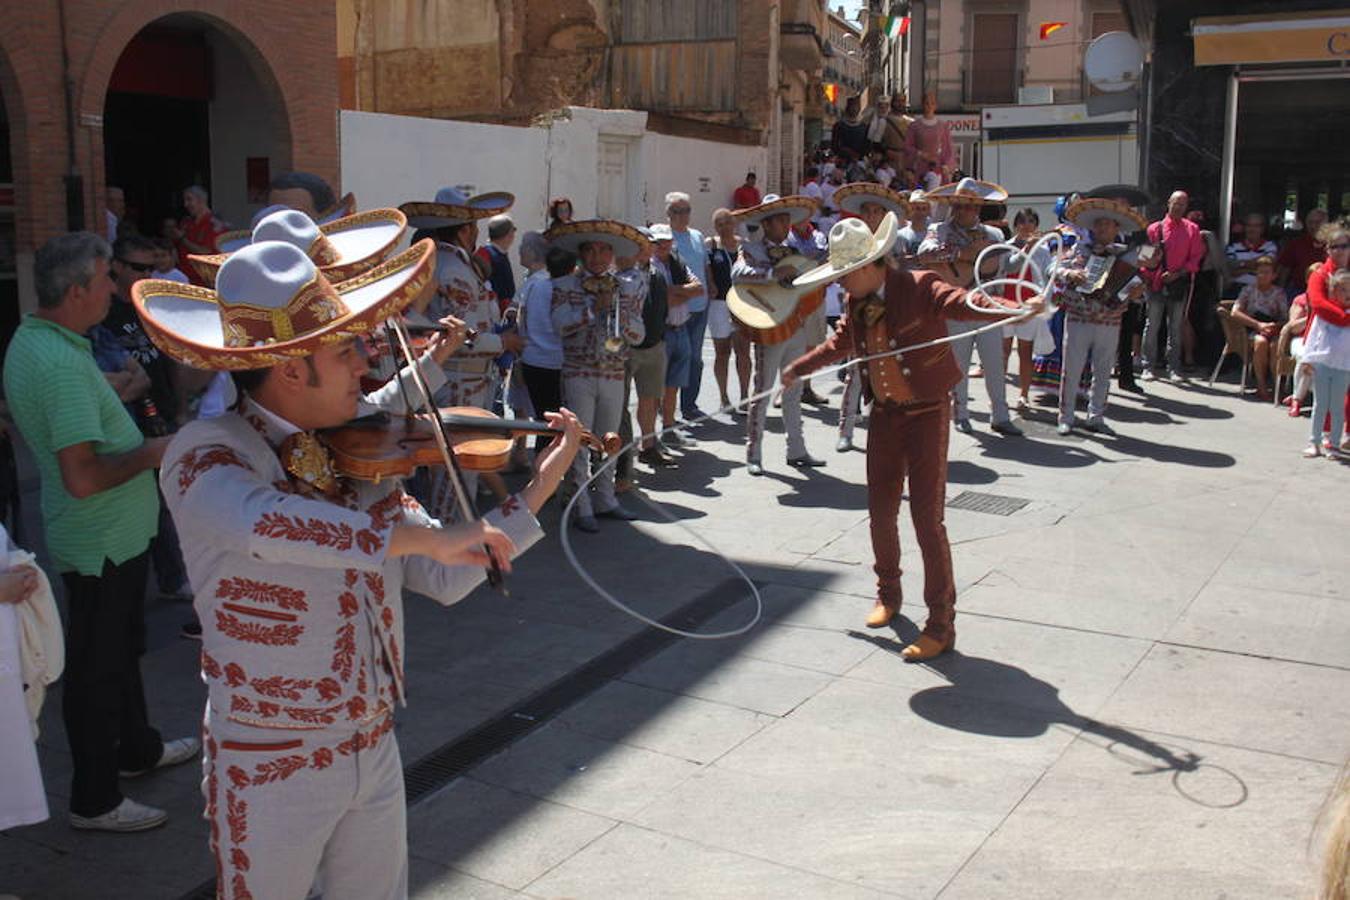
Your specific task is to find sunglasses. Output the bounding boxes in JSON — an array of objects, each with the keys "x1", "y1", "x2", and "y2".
[{"x1": 116, "y1": 258, "x2": 157, "y2": 273}]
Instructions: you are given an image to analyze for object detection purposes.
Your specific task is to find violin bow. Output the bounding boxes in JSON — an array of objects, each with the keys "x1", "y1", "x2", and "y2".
[{"x1": 385, "y1": 316, "x2": 507, "y2": 593}]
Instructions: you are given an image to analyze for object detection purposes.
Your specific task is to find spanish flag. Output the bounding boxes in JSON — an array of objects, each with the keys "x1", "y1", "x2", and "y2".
[
  {"x1": 823, "y1": 83, "x2": 840, "y2": 104},
  {"x1": 1039, "y1": 21, "x2": 1068, "y2": 40}
]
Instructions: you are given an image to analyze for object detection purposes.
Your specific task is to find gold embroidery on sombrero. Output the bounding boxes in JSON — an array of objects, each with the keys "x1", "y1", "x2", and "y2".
[
  {"x1": 220, "y1": 276, "x2": 349, "y2": 347},
  {"x1": 308, "y1": 233, "x2": 341, "y2": 267}
]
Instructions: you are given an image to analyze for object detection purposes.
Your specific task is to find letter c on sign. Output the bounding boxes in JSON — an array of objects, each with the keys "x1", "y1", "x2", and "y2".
[{"x1": 1329, "y1": 32, "x2": 1350, "y2": 55}]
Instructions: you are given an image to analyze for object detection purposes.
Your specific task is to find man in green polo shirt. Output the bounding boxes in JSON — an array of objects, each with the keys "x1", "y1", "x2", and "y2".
[{"x1": 3, "y1": 231, "x2": 199, "y2": 833}]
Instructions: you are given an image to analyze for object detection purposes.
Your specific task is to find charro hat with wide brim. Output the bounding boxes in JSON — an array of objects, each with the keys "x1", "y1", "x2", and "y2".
[
  {"x1": 189, "y1": 208, "x2": 407, "y2": 285},
  {"x1": 1065, "y1": 196, "x2": 1147, "y2": 234},
  {"x1": 399, "y1": 187, "x2": 515, "y2": 230},
  {"x1": 792, "y1": 212, "x2": 900, "y2": 291},
  {"x1": 317, "y1": 191, "x2": 357, "y2": 224},
  {"x1": 545, "y1": 219, "x2": 649, "y2": 258},
  {"x1": 834, "y1": 182, "x2": 910, "y2": 219},
  {"x1": 132, "y1": 238, "x2": 436, "y2": 371},
  {"x1": 924, "y1": 177, "x2": 1009, "y2": 206},
  {"x1": 732, "y1": 194, "x2": 818, "y2": 227}
]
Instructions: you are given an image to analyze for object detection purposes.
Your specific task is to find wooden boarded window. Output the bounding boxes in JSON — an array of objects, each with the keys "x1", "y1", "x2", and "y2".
[
  {"x1": 968, "y1": 12, "x2": 1019, "y2": 105},
  {"x1": 611, "y1": 0, "x2": 738, "y2": 112},
  {"x1": 1091, "y1": 11, "x2": 1128, "y2": 38}
]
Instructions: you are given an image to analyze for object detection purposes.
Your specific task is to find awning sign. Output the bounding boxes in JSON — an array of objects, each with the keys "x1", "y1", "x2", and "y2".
[{"x1": 1193, "y1": 12, "x2": 1350, "y2": 66}]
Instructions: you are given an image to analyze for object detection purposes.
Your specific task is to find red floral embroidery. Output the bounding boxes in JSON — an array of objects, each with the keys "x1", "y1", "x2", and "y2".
[
  {"x1": 250, "y1": 512, "x2": 384, "y2": 554},
  {"x1": 282, "y1": 705, "x2": 339, "y2": 726},
  {"x1": 224, "y1": 663, "x2": 247, "y2": 687},
  {"x1": 331, "y1": 622, "x2": 356, "y2": 680},
  {"x1": 231, "y1": 873, "x2": 254, "y2": 900},
  {"x1": 344, "y1": 569, "x2": 359, "y2": 588},
  {"x1": 356, "y1": 661, "x2": 369, "y2": 695},
  {"x1": 249, "y1": 675, "x2": 313, "y2": 701},
  {"x1": 202, "y1": 651, "x2": 223, "y2": 679},
  {"x1": 311, "y1": 747, "x2": 333, "y2": 770},
  {"x1": 216, "y1": 578, "x2": 308, "y2": 612},
  {"x1": 217, "y1": 611, "x2": 303, "y2": 646},
  {"x1": 364, "y1": 571, "x2": 386, "y2": 605},
  {"x1": 338, "y1": 591, "x2": 358, "y2": 619},
  {"x1": 176, "y1": 446, "x2": 252, "y2": 495},
  {"x1": 500, "y1": 495, "x2": 521, "y2": 518},
  {"x1": 380, "y1": 607, "x2": 394, "y2": 629},
  {"x1": 250, "y1": 754, "x2": 308, "y2": 785},
  {"x1": 388, "y1": 635, "x2": 403, "y2": 676},
  {"x1": 230, "y1": 695, "x2": 255, "y2": 715},
  {"x1": 346, "y1": 696, "x2": 367, "y2": 721},
  {"x1": 366, "y1": 491, "x2": 403, "y2": 531},
  {"x1": 315, "y1": 677, "x2": 341, "y2": 701},
  {"x1": 227, "y1": 766, "x2": 250, "y2": 790},
  {"x1": 244, "y1": 412, "x2": 268, "y2": 438},
  {"x1": 230, "y1": 848, "x2": 251, "y2": 873},
  {"x1": 256, "y1": 700, "x2": 281, "y2": 719}
]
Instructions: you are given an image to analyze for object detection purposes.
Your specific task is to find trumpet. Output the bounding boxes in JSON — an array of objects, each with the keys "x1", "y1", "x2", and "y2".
[{"x1": 602, "y1": 289, "x2": 625, "y2": 353}]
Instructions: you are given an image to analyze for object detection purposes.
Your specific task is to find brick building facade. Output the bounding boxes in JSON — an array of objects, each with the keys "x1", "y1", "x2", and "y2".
[{"x1": 0, "y1": 0, "x2": 338, "y2": 333}]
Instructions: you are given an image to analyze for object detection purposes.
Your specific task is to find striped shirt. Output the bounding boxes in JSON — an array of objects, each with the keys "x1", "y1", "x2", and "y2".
[{"x1": 3, "y1": 315, "x2": 158, "y2": 574}]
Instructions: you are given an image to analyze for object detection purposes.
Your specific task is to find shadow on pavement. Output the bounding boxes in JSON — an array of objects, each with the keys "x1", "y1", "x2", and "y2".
[{"x1": 846, "y1": 631, "x2": 1249, "y2": 811}]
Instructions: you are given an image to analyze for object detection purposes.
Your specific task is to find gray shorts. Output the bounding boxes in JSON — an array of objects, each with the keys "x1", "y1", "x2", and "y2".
[{"x1": 630, "y1": 342, "x2": 668, "y2": 399}]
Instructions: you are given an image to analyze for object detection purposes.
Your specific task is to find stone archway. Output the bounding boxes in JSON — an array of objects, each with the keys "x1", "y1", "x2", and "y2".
[{"x1": 100, "y1": 12, "x2": 294, "y2": 237}]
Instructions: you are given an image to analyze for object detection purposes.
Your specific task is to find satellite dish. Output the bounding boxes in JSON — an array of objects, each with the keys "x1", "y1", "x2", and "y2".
[{"x1": 1084, "y1": 31, "x2": 1143, "y2": 93}]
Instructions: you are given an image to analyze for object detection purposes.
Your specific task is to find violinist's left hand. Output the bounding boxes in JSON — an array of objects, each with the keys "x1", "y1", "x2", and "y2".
[{"x1": 523, "y1": 408, "x2": 584, "y2": 514}]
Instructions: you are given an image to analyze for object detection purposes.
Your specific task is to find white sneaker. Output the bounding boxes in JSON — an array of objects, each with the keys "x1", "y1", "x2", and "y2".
[
  {"x1": 70, "y1": 797, "x2": 168, "y2": 832},
  {"x1": 1141, "y1": 370, "x2": 1157, "y2": 382},
  {"x1": 120, "y1": 736, "x2": 202, "y2": 778},
  {"x1": 1056, "y1": 422, "x2": 1073, "y2": 436}
]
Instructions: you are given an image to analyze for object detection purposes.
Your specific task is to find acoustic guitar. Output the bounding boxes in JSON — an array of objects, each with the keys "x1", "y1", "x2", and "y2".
[
  {"x1": 726, "y1": 254, "x2": 826, "y2": 345},
  {"x1": 907, "y1": 238, "x2": 999, "y2": 288}
]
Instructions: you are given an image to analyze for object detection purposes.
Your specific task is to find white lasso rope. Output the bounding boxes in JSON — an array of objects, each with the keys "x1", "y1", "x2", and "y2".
[{"x1": 559, "y1": 230, "x2": 1068, "y2": 639}]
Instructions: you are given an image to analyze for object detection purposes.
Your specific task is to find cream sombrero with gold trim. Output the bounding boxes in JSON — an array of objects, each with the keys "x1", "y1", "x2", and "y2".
[
  {"x1": 399, "y1": 187, "x2": 515, "y2": 230},
  {"x1": 924, "y1": 177, "x2": 1009, "y2": 206},
  {"x1": 545, "y1": 219, "x2": 649, "y2": 259},
  {"x1": 189, "y1": 208, "x2": 407, "y2": 285},
  {"x1": 833, "y1": 183, "x2": 911, "y2": 219},
  {"x1": 1065, "y1": 196, "x2": 1146, "y2": 234},
  {"x1": 732, "y1": 194, "x2": 818, "y2": 227},
  {"x1": 133, "y1": 239, "x2": 436, "y2": 371},
  {"x1": 793, "y1": 213, "x2": 901, "y2": 291}
]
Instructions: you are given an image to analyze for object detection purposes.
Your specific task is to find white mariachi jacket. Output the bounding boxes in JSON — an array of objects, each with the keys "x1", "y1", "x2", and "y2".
[
  {"x1": 731, "y1": 236, "x2": 794, "y2": 283},
  {"x1": 161, "y1": 397, "x2": 543, "y2": 734},
  {"x1": 430, "y1": 242, "x2": 503, "y2": 407},
  {"x1": 550, "y1": 269, "x2": 645, "y2": 380}
]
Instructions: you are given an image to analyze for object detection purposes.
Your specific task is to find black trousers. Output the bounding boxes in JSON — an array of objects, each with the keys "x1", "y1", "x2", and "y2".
[
  {"x1": 520, "y1": 362, "x2": 563, "y2": 453},
  {"x1": 1117, "y1": 302, "x2": 1142, "y2": 386},
  {"x1": 61, "y1": 551, "x2": 163, "y2": 816}
]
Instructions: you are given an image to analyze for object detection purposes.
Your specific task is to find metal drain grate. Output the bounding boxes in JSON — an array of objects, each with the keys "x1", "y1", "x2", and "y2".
[
  {"x1": 178, "y1": 577, "x2": 754, "y2": 900},
  {"x1": 947, "y1": 490, "x2": 1031, "y2": 516}
]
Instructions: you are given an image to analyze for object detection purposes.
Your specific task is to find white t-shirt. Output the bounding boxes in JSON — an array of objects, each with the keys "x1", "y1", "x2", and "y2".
[{"x1": 825, "y1": 282, "x2": 846, "y2": 319}]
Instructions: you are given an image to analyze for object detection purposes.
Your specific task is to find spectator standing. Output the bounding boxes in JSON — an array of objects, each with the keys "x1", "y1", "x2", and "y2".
[
  {"x1": 1225, "y1": 213, "x2": 1278, "y2": 298},
  {"x1": 1230, "y1": 256, "x2": 1288, "y2": 400},
  {"x1": 649, "y1": 224, "x2": 703, "y2": 445},
  {"x1": 547, "y1": 197, "x2": 574, "y2": 231},
  {"x1": 516, "y1": 234, "x2": 564, "y2": 452},
  {"x1": 897, "y1": 190, "x2": 932, "y2": 254},
  {"x1": 173, "y1": 186, "x2": 228, "y2": 285},
  {"x1": 1142, "y1": 190, "x2": 1206, "y2": 381},
  {"x1": 706, "y1": 208, "x2": 750, "y2": 412},
  {"x1": 732, "y1": 173, "x2": 762, "y2": 211},
  {"x1": 1302, "y1": 269, "x2": 1350, "y2": 457},
  {"x1": 667, "y1": 192, "x2": 711, "y2": 421},
  {"x1": 476, "y1": 214, "x2": 518, "y2": 310},
  {"x1": 2, "y1": 232, "x2": 199, "y2": 833},
  {"x1": 1301, "y1": 223, "x2": 1350, "y2": 453},
  {"x1": 1003, "y1": 208, "x2": 1050, "y2": 412},
  {"x1": 628, "y1": 233, "x2": 672, "y2": 468},
  {"x1": 105, "y1": 186, "x2": 125, "y2": 243},
  {"x1": 1186, "y1": 208, "x2": 1227, "y2": 366},
  {"x1": 1277, "y1": 209, "x2": 1329, "y2": 295}
]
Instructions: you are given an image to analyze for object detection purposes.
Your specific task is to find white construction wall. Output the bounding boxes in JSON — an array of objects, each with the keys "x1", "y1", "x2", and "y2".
[{"x1": 339, "y1": 108, "x2": 767, "y2": 241}]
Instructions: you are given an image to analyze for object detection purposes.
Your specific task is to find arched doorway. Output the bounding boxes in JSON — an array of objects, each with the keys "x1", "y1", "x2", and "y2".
[{"x1": 103, "y1": 14, "x2": 291, "y2": 241}]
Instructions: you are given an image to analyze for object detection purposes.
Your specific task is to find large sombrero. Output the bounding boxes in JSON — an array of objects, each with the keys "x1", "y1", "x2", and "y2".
[
  {"x1": 132, "y1": 238, "x2": 436, "y2": 371},
  {"x1": 399, "y1": 187, "x2": 515, "y2": 230},
  {"x1": 1083, "y1": 183, "x2": 1150, "y2": 209},
  {"x1": 792, "y1": 212, "x2": 900, "y2": 291},
  {"x1": 1065, "y1": 196, "x2": 1147, "y2": 234},
  {"x1": 733, "y1": 194, "x2": 817, "y2": 227},
  {"x1": 189, "y1": 208, "x2": 407, "y2": 285},
  {"x1": 924, "y1": 177, "x2": 1009, "y2": 206},
  {"x1": 545, "y1": 219, "x2": 648, "y2": 258},
  {"x1": 833, "y1": 183, "x2": 910, "y2": 219}
]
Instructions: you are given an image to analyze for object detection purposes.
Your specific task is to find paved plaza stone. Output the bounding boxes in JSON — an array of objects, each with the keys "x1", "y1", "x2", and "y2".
[{"x1": 1, "y1": 355, "x2": 1347, "y2": 899}]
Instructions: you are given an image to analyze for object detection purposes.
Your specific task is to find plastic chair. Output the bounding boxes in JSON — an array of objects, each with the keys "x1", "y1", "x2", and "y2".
[{"x1": 1209, "y1": 301, "x2": 1254, "y2": 391}]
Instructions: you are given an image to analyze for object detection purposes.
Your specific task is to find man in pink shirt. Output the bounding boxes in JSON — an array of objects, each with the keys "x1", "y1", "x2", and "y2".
[{"x1": 1141, "y1": 190, "x2": 1206, "y2": 381}]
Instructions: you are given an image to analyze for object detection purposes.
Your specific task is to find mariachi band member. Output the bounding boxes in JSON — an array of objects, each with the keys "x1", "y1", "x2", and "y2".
[
  {"x1": 132, "y1": 234, "x2": 582, "y2": 900},
  {"x1": 918, "y1": 177, "x2": 1023, "y2": 437},
  {"x1": 783, "y1": 215, "x2": 1040, "y2": 661},
  {"x1": 731, "y1": 194, "x2": 827, "y2": 476}
]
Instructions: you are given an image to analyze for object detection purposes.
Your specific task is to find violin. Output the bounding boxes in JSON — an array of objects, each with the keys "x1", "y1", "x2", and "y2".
[{"x1": 321, "y1": 408, "x2": 620, "y2": 482}]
